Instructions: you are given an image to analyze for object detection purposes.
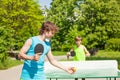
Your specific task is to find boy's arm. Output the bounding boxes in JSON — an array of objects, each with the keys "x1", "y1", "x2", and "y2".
[
  {"x1": 83, "y1": 46, "x2": 91, "y2": 57},
  {"x1": 18, "y1": 39, "x2": 34, "y2": 60},
  {"x1": 46, "y1": 49, "x2": 74, "y2": 74}
]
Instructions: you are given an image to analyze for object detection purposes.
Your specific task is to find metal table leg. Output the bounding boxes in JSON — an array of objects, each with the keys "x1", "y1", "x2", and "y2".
[
  {"x1": 82, "y1": 78, "x2": 85, "y2": 80},
  {"x1": 75, "y1": 78, "x2": 78, "y2": 80}
]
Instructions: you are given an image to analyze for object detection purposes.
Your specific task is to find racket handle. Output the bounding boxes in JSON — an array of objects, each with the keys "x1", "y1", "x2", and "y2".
[{"x1": 34, "y1": 54, "x2": 41, "y2": 61}]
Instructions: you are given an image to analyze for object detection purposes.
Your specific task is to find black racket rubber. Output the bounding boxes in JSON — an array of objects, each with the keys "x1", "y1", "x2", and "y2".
[
  {"x1": 70, "y1": 51, "x2": 76, "y2": 57},
  {"x1": 34, "y1": 44, "x2": 44, "y2": 54}
]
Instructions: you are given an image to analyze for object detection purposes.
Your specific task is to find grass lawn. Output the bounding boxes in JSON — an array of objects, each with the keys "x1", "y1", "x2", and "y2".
[{"x1": 0, "y1": 57, "x2": 23, "y2": 70}]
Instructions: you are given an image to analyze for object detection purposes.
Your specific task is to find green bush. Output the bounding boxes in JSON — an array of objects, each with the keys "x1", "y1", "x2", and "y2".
[
  {"x1": 0, "y1": 26, "x2": 15, "y2": 62},
  {"x1": 105, "y1": 38, "x2": 120, "y2": 51}
]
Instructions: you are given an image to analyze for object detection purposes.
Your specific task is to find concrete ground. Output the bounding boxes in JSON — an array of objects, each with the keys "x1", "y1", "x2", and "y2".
[
  {"x1": 0, "y1": 64, "x2": 23, "y2": 80},
  {"x1": 0, "y1": 55, "x2": 119, "y2": 80}
]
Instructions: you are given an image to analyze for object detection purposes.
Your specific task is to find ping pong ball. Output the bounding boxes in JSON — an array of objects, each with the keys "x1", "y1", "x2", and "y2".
[{"x1": 72, "y1": 67, "x2": 77, "y2": 72}]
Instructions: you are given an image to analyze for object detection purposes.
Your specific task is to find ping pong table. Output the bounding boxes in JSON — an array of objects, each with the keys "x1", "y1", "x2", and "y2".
[{"x1": 45, "y1": 60, "x2": 119, "y2": 80}]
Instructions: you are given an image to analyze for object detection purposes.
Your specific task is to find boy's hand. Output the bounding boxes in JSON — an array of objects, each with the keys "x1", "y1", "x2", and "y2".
[
  {"x1": 86, "y1": 53, "x2": 90, "y2": 57},
  {"x1": 66, "y1": 67, "x2": 76, "y2": 74},
  {"x1": 71, "y1": 67, "x2": 77, "y2": 72},
  {"x1": 67, "y1": 52, "x2": 70, "y2": 59},
  {"x1": 33, "y1": 53, "x2": 41, "y2": 61}
]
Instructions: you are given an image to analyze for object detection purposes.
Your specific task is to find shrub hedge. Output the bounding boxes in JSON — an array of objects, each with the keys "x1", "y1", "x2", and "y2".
[{"x1": 105, "y1": 38, "x2": 120, "y2": 51}]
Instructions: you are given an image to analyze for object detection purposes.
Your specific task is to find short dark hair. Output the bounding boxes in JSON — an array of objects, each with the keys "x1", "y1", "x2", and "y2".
[
  {"x1": 75, "y1": 36, "x2": 82, "y2": 41},
  {"x1": 39, "y1": 21, "x2": 59, "y2": 35}
]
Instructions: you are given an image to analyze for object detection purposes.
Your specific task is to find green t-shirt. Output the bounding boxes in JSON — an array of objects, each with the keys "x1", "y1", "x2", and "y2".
[{"x1": 73, "y1": 45, "x2": 86, "y2": 61}]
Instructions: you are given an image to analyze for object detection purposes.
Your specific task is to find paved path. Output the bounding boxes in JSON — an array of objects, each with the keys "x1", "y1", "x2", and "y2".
[
  {"x1": 0, "y1": 56, "x2": 119, "y2": 80},
  {"x1": 0, "y1": 64, "x2": 23, "y2": 80}
]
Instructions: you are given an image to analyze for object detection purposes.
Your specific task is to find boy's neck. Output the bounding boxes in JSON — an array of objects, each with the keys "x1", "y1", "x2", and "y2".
[
  {"x1": 38, "y1": 35, "x2": 45, "y2": 41},
  {"x1": 77, "y1": 44, "x2": 81, "y2": 47}
]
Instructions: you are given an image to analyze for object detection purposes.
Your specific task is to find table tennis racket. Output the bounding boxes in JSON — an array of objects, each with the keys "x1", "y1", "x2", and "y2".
[
  {"x1": 70, "y1": 50, "x2": 76, "y2": 57},
  {"x1": 34, "y1": 44, "x2": 44, "y2": 55}
]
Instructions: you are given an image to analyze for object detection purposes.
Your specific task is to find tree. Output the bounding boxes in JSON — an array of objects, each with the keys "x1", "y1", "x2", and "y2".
[
  {"x1": 0, "y1": 26, "x2": 14, "y2": 62},
  {"x1": 46, "y1": 0, "x2": 120, "y2": 51},
  {"x1": 76, "y1": 0, "x2": 120, "y2": 49},
  {"x1": 0, "y1": 0, "x2": 44, "y2": 50},
  {"x1": 46, "y1": 0, "x2": 80, "y2": 50}
]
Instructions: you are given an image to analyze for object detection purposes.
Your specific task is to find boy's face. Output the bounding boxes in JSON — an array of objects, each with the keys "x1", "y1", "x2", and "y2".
[
  {"x1": 45, "y1": 31, "x2": 55, "y2": 39},
  {"x1": 75, "y1": 40, "x2": 82, "y2": 46}
]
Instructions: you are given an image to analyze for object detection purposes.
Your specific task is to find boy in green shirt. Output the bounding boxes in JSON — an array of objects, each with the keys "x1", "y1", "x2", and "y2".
[{"x1": 67, "y1": 36, "x2": 90, "y2": 61}]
